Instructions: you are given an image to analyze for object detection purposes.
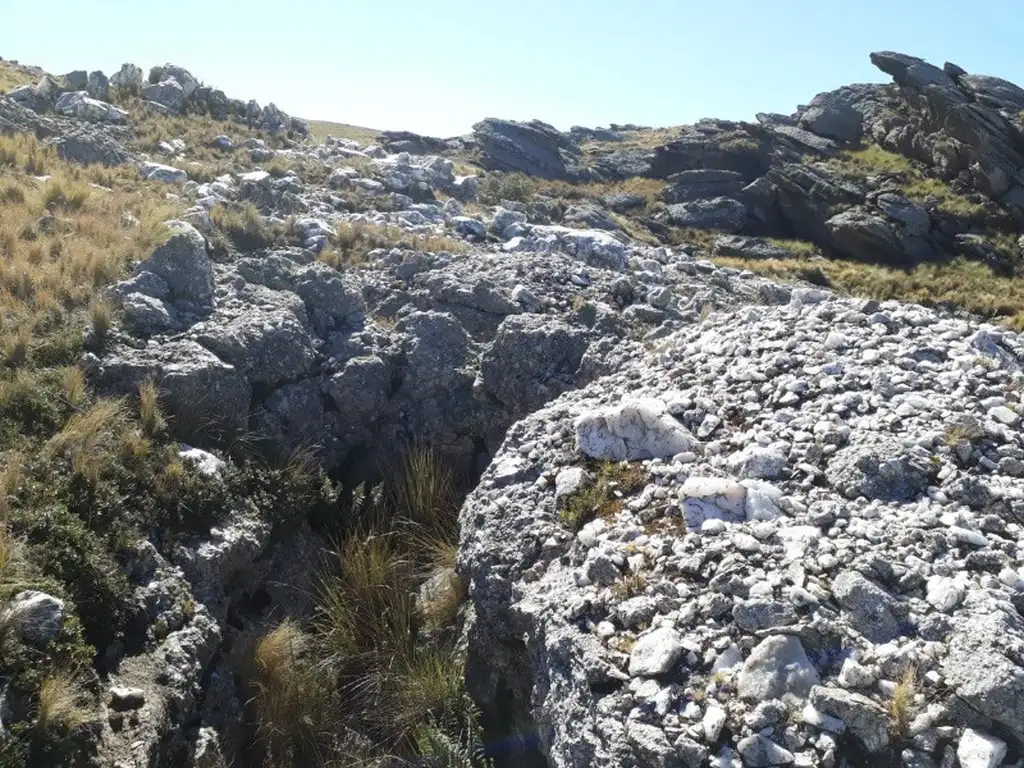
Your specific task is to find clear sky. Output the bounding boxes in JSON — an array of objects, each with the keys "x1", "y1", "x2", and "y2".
[{"x1": 2, "y1": 0, "x2": 1023, "y2": 137}]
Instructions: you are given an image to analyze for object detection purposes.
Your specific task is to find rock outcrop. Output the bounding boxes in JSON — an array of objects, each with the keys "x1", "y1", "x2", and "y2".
[
  {"x1": 4, "y1": 46, "x2": 1024, "y2": 768},
  {"x1": 460, "y1": 294, "x2": 1024, "y2": 767}
]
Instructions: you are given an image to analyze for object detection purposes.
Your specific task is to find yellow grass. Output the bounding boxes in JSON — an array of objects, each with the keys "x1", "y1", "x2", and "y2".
[
  {"x1": 306, "y1": 119, "x2": 382, "y2": 145},
  {"x1": 320, "y1": 222, "x2": 467, "y2": 270},
  {"x1": 827, "y1": 144, "x2": 989, "y2": 218},
  {"x1": 35, "y1": 673, "x2": 93, "y2": 732},
  {"x1": 714, "y1": 254, "x2": 1024, "y2": 330}
]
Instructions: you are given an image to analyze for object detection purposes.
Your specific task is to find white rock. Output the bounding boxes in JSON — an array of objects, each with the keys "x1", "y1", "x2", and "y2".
[
  {"x1": 179, "y1": 445, "x2": 225, "y2": 478},
  {"x1": 575, "y1": 398, "x2": 699, "y2": 461},
  {"x1": 837, "y1": 658, "x2": 876, "y2": 688},
  {"x1": 925, "y1": 575, "x2": 963, "y2": 613},
  {"x1": 703, "y1": 703, "x2": 728, "y2": 742},
  {"x1": 727, "y1": 445, "x2": 787, "y2": 479},
  {"x1": 801, "y1": 703, "x2": 846, "y2": 733},
  {"x1": 629, "y1": 626, "x2": 684, "y2": 677},
  {"x1": 737, "y1": 635, "x2": 820, "y2": 702},
  {"x1": 140, "y1": 162, "x2": 188, "y2": 184},
  {"x1": 988, "y1": 405, "x2": 1020, "y2": 426},
  {"x1": 680, "y1": 477, "x2": 747, "y2": 526},
  {"x1": 957, "y1": 728, "x2": 1007, "y2": 768},
  {"x1": 711, "y1": 643, "x2": 743, "y2": 673}
]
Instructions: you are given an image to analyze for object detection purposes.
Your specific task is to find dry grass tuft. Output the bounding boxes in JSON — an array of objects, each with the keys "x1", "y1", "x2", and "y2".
[
  {"x1": 321, "y1": 222, "x2": 467, "y2": 270},
  {"x1": 210, "y1": 203, "x2": 285, "y2": 250},
  {"x1": 45, "y1": 399, "x2": 127, "y2": 485},
  {"x1": 887, "y1": 666, "x2": 918, "y2": 738},
  {"x1": 827, "y1": 144, "x2": 989, "y2": 219},
  {"x1": 59, "y1": 366, "x2": 86, "y2": 408},
  {"x1": 559, "y1": 460, "x2": 650, "y2": 531},
  {"x1": 713, "y1": 255, "x2": 1024, "y2": 331},
  {"x1": 35, "y1": 673, "x2": 93, "y2": 733},
  {"x1": 138, "y1": 380, "x2": 165, "y2": 438},
  {"x1": 611, "y1": 571, "x2": 648, "y2": 600}
]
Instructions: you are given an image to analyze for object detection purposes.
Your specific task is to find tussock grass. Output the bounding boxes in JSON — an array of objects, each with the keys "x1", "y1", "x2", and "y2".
[
  {"x1": 45, "y1": 399, "x2": 128, "y2": 485},
  {"x1": 306, "y1": 119, "x2": 383, "y2": 145},
  {"x1": 317, "y1": 531, "x2": 417, "y2": 665},
  {"x1": 138, "y1": 380, "x2": 165, "y2": 438},
  {"x1": 0, "y1": 134, "x2": 182, "y2": 322},
  {"x1": 320, "y1": 222, "x2": 467, "y2": 270},
  {"x1": 536, "y1": 176, "x2": 666, "y2": 212},
  {"x1": 837, "y1": 144, "x2": 913, "y2": 174},
  {"x1": 767, "y1": 237, "x2": 819, "y2": 257},
  {"x1": 298, "y1": 446, "x2": 482, "y2": 762},
  {"x1": 35, "y1": 672, "x2": 93, "y2": 733},
  {"x1": 559, "y1": 460, "x2": 650, "y2": 531},
  {"x1": 944, "y1": 421, "x2": 986, "y2": 447},
  {"x1": 477, "y1": 173, "x2": 536, "y2": 205},
  {"x1": 0, "y1": 62, "x2": 37, "y2": 94},
  {"x1": 611, "y1": 571, "x2": 648, "y2": 600},
  {"x1": 887, "y1": 666, "x2": 918, "y2": 738},
  {"x1": 244, "y1": 619, "x2": 343, "y2": 766},
  {"x1": 59, "y1": 367, "x2": 86, "y2": 409},
  {"x1": 210, "y1": 203, "x2": 285, "y2": 250},
  {"x1": 827, "y1": 144, "x2": 989, "y2": 219}
]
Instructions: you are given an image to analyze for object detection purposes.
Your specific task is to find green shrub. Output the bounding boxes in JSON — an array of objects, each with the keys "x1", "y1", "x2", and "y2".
[
  {"x1": 23, "y1": 507, "x2": 130, "y2": 650},
  {"x1": 477, "y1": 173, "x2": 535, "y2": 205}
]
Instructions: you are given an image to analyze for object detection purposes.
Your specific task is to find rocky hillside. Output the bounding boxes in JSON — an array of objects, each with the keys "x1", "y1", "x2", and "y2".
[{"x1": 0, "y1": 49, "x2": 1023, "y2": 768}]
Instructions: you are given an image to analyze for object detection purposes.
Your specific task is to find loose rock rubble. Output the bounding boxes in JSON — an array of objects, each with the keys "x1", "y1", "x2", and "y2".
[{"x1": 460, "y1": 295, "x2": 1024, "y2": 767}]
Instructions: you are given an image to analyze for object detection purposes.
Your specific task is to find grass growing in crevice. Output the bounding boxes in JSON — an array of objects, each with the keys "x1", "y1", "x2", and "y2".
[
  {"x1": 0, "y1": 126, "x2": 358, "y2": 762},
  {"x1": 241, "y1": 445, "x2": 487, "y2": 767},
  {"x1": 559, "y1": 460, "x2": 650, "y2": 531},
  {"x1": 477, "y1": 173, "x2": 536, "y2": 206},
  {"x1": 825, "y1": 144, "x2": 990, "y2": 219},
  {"x1": 210, "y1": 202, "x2": 288, "y2": 250},
  {"x1": 887, "y1": 666, "x2": 918, "y2": 739},
  {"x1": 319, "y1": 221, "x2": 467, "y2": 271}
]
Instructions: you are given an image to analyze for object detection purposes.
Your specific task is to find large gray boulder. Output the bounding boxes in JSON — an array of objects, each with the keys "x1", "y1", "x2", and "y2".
[
  {"x1": 737, "y1": 635, "x2": 820, "y2": 702},
  {"x1": 871, "y1": 50, "x2": 959, "y2": 92},
  {"x1": 809, "y1": 686, "x2": 889, "y2": 753},
  {"x1": 142, "y1": 78, "x2": 186, "y2": 112},
  {"x1": 472, "y1": 118, "x2": 583, "y2": 180},
  {"x1": 51, "y1": 129, "x2": 134, "y2": 167},
  {"x1": 87, "y1": 70, "x2": 109, "y2": 101},
  {"x1": 110, "y1": 63, "x2": 143, "y2": 91},
  {"x1": 666, "y1": 197, "x2": 749, "y2": 232},
  {"x1": 956, "y1": 72, "x2": 1024, "y2": 112},
  {"x1": 825, "y1": 208, "x2": 906, "y2": 263},
  {"x1": 4, "y1": 591, "x2": 65, "y2": 648},
  {"x1": 832, "y1": 570, "x2": 908, "y2": 643},
  {"x1": 798, "y1": 86, "x2": 866, "y2": 143},
  {"x1": 767, "y1": 162, "x2": 864, "y2": 243},
  {"x1": 138, "y1": 222, "x2": 215, "y2": 305},
  {"x1": 149, "y1": 64, "x2": 199, "y2": 98},
  {"x1": 479, "y1": 315, "x2": 590, "y2": 416},
  {"x1": 54, "y1": 91, "x2": 127, "y2": 123},
  {"x1": 943, "y1": 597, "x2": 1024, "y2": 741},
  {"x1": 712, "y1": 234, "x2": 795, "y2": 260},
  {"x1": 190, "y1": 303, "x2": 318, "y2": 387},
  {"x1": 235, "y1": 254, "x2": 366, "y2": 336},
  {"x1": 662, "y1": 169, "x2": 746, "y2": 204},
  {"x1": 826, "y1": 436, "x2": 932, "y2": 501},
  {"x1": 88, "y1": 340, "x2": 250, "y2": 441}
]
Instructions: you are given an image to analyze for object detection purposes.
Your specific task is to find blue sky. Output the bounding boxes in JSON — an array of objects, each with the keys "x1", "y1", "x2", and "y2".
[{"x1": 2, "y1": 0, "x2": 1023, "y2": 137}]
